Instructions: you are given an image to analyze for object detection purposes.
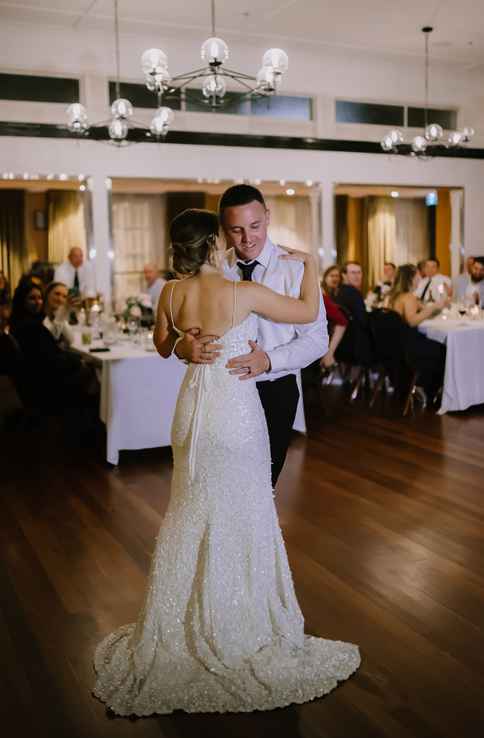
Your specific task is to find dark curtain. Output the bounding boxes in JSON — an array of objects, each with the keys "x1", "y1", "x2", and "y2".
[
  {"x1": 0, "y1": 189, "x2": 26, "y2": 290},
  {"x1": 335, "y1": 194, "x2": 348, "y2": 264}
]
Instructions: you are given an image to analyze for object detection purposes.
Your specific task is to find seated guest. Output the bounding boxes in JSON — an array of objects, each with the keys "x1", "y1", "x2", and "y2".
[
  {"x1": 322, "y1": 264, "x2": 341, "y2": 299},
  {"x1": 371, "y1": 261, "x2": 396, "y2": 302},
  {"x1": 54, "y1": 246, "x2": 96, "y2": 299},
  {"x1": 386, "y1": 264, "x2": 447, "y2": 400},
  {"x1": 10, "y1": 280, "x2": 97, "y2": 411},
  {"x1": 321, "y1": 266, "x2": 348, "y2": 368},
  {"x1": 333, "y1": 261, "x2": 372, "y2": 365},
  {"x1": 453, "y1": 256, "x2": 484, "y2": 305},
  {"x1": 43, "y1": 282, "x2": 75, "y2": 347},
  {"x1": 335, "y1": 261, "x2": 367, "y2": 322},
  {"x1": 415, "y1": 258, "x2": 452, "y2": 302},
  {"x1": 143, "y1": 263, "x2": 165, "y2": 310}
]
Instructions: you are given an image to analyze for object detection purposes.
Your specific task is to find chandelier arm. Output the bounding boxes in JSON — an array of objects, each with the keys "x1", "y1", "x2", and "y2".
[
  {"x1": 222, "y1": 76, "x2": 258, "y2": 92},
  {"x1": 221, "y1": 67, "x2": 257, "y2": 81},
  {"x1": 171, "y1": 67, "x2": 211, "y2": 81},
  {"x1": 211, "y1": 0, "x2": 216, "y2": 37}
]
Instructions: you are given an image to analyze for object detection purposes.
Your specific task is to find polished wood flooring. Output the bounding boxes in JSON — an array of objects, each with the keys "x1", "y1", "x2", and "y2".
[{"x1": 2, "y1": 386, "x2": 484, "y2": 738}]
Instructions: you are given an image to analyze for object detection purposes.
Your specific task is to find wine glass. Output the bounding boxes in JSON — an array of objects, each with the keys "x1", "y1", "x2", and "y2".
[{"x1": 457, "y1": 300, "x2": 467, "y2": 318}]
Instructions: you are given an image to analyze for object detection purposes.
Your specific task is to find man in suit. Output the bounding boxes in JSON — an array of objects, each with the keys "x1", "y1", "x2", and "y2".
[{"x1": 171, "y1": 184, "x2": 328, "y2": 488}]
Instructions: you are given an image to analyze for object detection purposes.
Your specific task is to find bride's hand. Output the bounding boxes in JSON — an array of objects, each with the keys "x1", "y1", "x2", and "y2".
[{"x1": 278, "y1": 247, "x2": 312, "y2": 264}]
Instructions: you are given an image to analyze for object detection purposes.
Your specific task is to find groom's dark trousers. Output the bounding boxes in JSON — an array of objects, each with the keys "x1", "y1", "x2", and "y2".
[{"x1": 256, "y1": 374, "x2": 299, "y2": 488}]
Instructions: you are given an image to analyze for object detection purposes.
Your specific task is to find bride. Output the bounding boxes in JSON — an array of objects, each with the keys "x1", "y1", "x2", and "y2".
[{"x1": 93, "y1": 208, "x2": 360, "y2": 716}]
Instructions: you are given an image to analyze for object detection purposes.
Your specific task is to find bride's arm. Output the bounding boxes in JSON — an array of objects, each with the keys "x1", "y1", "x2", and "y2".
[
  {"x1": 239, "y1": 251, "x2": 320, "y2": 324},
  {"x1": 153, "y1": 282, "x2": 179, "y2": 358}
]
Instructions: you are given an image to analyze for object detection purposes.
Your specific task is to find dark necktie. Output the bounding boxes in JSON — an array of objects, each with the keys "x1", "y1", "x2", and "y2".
[
  {"x1": 237, "y1": 260, "x2": 259, "y2": 281},
  {"x1": 420, "y1": 278, "x2": 432, "y2": 301},
  {"x1": 73, "y1": 269, "x2": 80, "y2": 291}
]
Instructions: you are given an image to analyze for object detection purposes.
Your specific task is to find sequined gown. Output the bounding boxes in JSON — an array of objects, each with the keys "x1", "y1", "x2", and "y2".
[{"x1": 93, "y1": 314, "x2": 360, "y2": 715}]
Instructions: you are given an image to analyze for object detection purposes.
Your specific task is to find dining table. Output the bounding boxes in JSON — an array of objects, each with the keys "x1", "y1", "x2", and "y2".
[
  {"x1": 72, "y1": 332, "x2": 307, "y2": 465},
  {"x1": 419, "y1": 315, "x2": 484, "y2": 414}
]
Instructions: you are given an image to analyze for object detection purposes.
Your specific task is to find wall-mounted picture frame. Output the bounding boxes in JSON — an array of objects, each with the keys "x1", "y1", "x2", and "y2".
[{"x1": 34, "y1": 209, "x2": 47, "y2": 230}]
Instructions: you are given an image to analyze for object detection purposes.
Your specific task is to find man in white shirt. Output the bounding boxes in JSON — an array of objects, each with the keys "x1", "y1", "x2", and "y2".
[
  {"x1": 54, "y1": 247, "x2": 96, "y2": 299},
  {"x1": 453, "y1": 257, "x2": 484, "y2": 304},
  {"x1": 171, "y1": 184, "x2": 328, "y2": 487},
  {"x1": 415, "y1": 258, "x2": 452, "y2": 302},
  {"x1": 143, "y1": 263, "x2": 165, "y2": 310}
]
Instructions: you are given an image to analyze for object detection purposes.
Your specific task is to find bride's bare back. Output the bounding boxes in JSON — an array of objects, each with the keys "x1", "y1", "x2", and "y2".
[{"x1": 164, "y1": 272, "x2": 240, "y2": 337}]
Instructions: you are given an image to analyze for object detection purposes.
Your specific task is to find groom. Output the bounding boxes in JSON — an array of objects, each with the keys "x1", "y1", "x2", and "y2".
[{"x1": 172, "y1": 184, "x2": 328, "y2": 487}]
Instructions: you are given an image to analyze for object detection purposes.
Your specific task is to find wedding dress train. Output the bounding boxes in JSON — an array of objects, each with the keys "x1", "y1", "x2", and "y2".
[{"x1": 93, "y1": 310, "x2": 360, "y2": 715}]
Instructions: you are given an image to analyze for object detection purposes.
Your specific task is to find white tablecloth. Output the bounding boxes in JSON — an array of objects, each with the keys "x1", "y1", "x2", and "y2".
[
  {"x1": 73, "y1": 338, "x2": 306, "y2": 464},
  {"x1": 419, "y1": 318, "x2": 484, "y2": 413}
]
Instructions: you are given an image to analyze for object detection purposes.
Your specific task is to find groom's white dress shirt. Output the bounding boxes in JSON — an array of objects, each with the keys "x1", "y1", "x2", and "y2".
[{"x1": 224, "y1": 238, "x2": 328, "y2": 382}]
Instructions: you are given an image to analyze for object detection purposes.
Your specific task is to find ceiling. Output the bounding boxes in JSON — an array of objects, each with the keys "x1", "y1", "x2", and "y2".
[{"x1": 1, "y1": 1, "x2": 484, "y2": 65}]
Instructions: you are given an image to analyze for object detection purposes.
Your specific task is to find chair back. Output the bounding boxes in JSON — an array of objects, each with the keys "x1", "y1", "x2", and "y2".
[{"x1": 368, "y1": 309, "x2": 406, "y2": 366}]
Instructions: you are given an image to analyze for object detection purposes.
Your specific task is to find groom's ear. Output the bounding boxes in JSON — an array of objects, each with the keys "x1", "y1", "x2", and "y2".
[{"x1": 265, "y1": 208, "x2": 270, "y2": 226}]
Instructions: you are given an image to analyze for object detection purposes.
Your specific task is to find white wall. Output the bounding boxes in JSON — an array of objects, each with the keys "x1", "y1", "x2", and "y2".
[
  {"x1": 1, "y1": 19, "x2": 483, "y2": 299},
  {"x1": 1, "y1": 19, "x2": 483, "y2": 144},
  {"x1": 1, "y1": 134, "x2": 482, "y2": 299}
]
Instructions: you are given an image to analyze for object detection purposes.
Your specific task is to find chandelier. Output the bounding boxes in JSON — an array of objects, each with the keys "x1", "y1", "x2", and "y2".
[
  {"x1": 140, "y1": 0, "x2": 289, "y2": 133},
  {"x1": 381, "y1": 27, "x2": 474, "y2": 158},
  {"x1": 66, "y1": 0, "x2": 172, "y2": 145}
]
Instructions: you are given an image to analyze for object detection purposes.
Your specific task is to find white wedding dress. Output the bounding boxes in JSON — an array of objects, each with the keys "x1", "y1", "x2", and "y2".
[{"x1": 93, "y1": 286, "x2": 360, "y2": 715}]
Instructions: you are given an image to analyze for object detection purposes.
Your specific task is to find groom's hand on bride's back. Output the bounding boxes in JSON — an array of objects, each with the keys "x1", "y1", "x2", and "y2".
[{"x1": 174, "y1": 328, "x2": 222, "y2": 364}]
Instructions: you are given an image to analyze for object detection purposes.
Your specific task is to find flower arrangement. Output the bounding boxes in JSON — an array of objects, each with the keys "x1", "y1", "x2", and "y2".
[{"x1": 121, "y1": 294, "x2": 154, "y2": 324}]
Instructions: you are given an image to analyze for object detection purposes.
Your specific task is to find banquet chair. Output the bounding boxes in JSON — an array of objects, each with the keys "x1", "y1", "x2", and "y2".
[
  {"x1": 334, "y1": 319, "x2": 374, "y2": 402},
  {"x1": 368, "y1": 309, "x2": 425, "y2": 415}
]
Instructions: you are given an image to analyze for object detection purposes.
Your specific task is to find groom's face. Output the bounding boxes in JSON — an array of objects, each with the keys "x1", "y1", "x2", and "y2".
[{"x1": 221, "y1": 200, "x2": 269, "y2": 262}]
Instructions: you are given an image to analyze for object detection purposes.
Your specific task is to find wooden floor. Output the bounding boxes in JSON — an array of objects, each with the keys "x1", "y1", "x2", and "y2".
[{"x1": 2, "y1": 385, "x2": 484, "y2": 738}]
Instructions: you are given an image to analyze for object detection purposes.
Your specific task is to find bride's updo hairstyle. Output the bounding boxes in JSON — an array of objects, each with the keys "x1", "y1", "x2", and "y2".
[{"x1": 170, "y1": 208, "x2": 219, "y2": 276}]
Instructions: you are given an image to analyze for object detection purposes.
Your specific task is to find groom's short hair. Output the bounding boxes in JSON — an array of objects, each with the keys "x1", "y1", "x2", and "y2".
[{"x1": 219, "y1": 184, "x2": 266, "y2": 220}]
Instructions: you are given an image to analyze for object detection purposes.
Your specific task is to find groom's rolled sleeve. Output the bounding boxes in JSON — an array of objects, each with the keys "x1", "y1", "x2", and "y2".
[{"x1": 266, "y1": 294, "x2": 328, "y2": 374}]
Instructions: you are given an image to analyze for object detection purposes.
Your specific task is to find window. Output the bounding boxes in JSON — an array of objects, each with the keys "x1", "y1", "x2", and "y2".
[
  {"x1": 251, "y1": 95, "x2": 312, "y2": 121},
  {"x1": 108, "y1": 81, "x2": 181, "y2": 110},
  {"x1": 185, "y1": 90, "x2": 250, "y2": 115},
  {"x1": 336, "y1": 100, "x2": 404, "y2": 126},
  {"x1": 407, "y1": 107, "x2": 457, "y2": 130},
  {"x1": 336, "y1": 99, "x2": 458, "y2": 131},
  {"x1": 109, "y1": 81, "x2": 312, "y2": 120},
  {"x1": 0, "y1": 73, "x2": 79, "y2": 103}
]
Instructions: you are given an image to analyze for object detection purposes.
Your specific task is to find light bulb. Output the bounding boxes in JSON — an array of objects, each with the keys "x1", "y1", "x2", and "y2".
[
  {"x1": 109, "y1": 117, "x2": 128, "y2": 141},
  {"x1": 461, "y1": 126, "x2": 475, "y2": 142},
  {"x1": 111, "y1": 98, "x2": 133, "y2": 119},
  {"x1": 447, "y1": 130, "x2": 464, "y2": 147},
  {"x1": 141, "y1": 48, "x2": 168, "y2": 74},
  {"x1": 66, "y1": 103, "x2": 89, "y2": 133},
  {"x1": 150, "y1": 106, "x2": 174, "y2": 136},
  {"x1": 412, "y1": 135, "x2": 428, "y2": 153},
  {"x1": 381, "y1": 135, "x2": 394, "y2": 152},
  {"x1": 256, "y1": 66, "x2": 277, "y2": 92},
  {"x1": 202, "y1": 75, "x2": 226, "y2": 99},
  {"x1": 145, "y1": 67, "x2": 171, "y2": 92},
  {"x1": 262, "y1": 48, "x2": 289, "y2": 74},
  {"x1": 424, "y1": 123, "x2": 443, "y2": 142},
  {"x1": 389, "y1": 129, "x2": 404, "y2": 145},
  {"x1": 201, "y1": 37, "x2": 229, "y2": 65}
]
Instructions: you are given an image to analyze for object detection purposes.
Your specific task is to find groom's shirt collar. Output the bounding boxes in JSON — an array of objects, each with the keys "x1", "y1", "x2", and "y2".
[
  {"x1": 228, "y1": 237, "x2": 274, "y2": 270},
  {"x1": 254, "y1": 238, "x2": 274, "y2": 271}
]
